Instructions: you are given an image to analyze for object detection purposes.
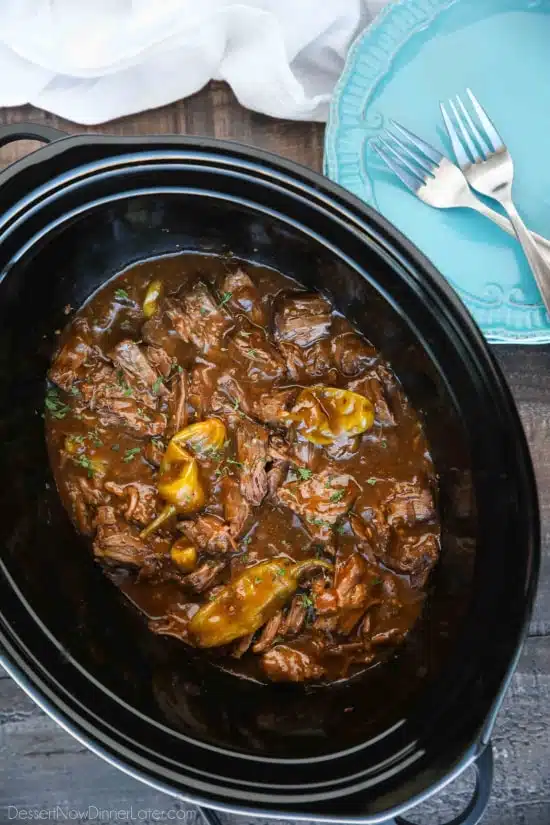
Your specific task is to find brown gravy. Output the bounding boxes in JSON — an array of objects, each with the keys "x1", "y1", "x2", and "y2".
[{"x1": 45, "y1": 253, "x2": 440, "y2": 684}]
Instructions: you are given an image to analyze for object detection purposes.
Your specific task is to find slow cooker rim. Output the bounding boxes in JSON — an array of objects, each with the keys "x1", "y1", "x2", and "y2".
[
  {"x1": 0, "y1": 132, "x2": 540, "y2": 817},
  {"x1": 1, "y1": 648, "x2": 485, "y2": 824}
]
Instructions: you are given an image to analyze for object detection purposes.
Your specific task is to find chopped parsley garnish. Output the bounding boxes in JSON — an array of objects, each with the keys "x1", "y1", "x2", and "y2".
[
  {"x1": 111, "y1": 443, "x2": 120, "y2": 452},
  {"x1": 45, "y1": 387, "x2": 71, "y2": 419},
  {"x1": 299, "y1": 593, "x2": 314, "y2": 609},
  {"x1": 218, "y1": 291, "x2": 232, "y2": 308},
  {"x1": 73, "y1": 454, "x2": 95, "y2": 478},
  {"x1": 367, "y1": 477, "x2": 377, "y2": 486},
  {"x1": 199, "y1": 307, "x2": 210, "y2": 316},
  {"x1": 177, "y1": 365, "x2": 184, "y2": 373},
  {"x1": 242, "y1": 536, "x2": 252, "y2": 545},
  {"x1": 329, "y1": 490, "x2": 345, "y2": 503},
  {"x1": 297, "y1": 467, "x2": 313, "y2": 481},
  {"x1": 308, "y1": 516, "x2": 331, "y2": 527},
  {"x1": 247, "y1": 349, "x2": 258, "y2": 358},
  {"x1": 380, "y1": 439, "x2": 388, "y2": 449},
  {"x1": 233, "y1": 398, "x2": 240, "y2": 411},
  {"x1": 335, "y1": 522, "x2": 347, "y2": 535},
  {"x1": 254, "y1": 576, "x2": 263, "y2": 585},
  {"x1": 372, "y1": 576, "x2": 382, "y2": 585},
  {"x1": 70, "y1": 386, "x2": 81, "y2": 396},
  {"x1": 226, "y1": 457, "x2": 243, "y2": 467},
  {"x1": 116, "y1": 369, "x2": 134, "y2": 397},
  {"x1": 123, "y1": 447, "x2": 141, "y2": 463},
  {"x1": 205, "y1": 447, "x2": 224, "y2": 461},
  {"x1": 87, "y1": 429, "x2": 103, "y2": 447},
  {"x1": 152, "y1": 376, "x2": 164, "y2": 395},
  {"x1": 114, "y1": 288, "x2": 129, "y2": 300}
]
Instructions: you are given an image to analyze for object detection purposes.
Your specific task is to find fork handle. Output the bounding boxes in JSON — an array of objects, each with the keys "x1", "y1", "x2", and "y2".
[
  {"x1": 500, "y1": 199, "x2": 550, "y2": 312},
  {"x1": 466, "y1": 197, "x2": 550, "y2": 258}
]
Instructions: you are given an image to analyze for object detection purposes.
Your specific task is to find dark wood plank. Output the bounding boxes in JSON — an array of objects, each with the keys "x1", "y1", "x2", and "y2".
[
  {"x1": 0, "y1": 82, "x2": 324, "y2": 172},
  {"x1": 1, "y1": 636, "x2": 548, "y2": 824},
  {"x1": 494, "y1": 347, "x2": 550, "y2": 636}
]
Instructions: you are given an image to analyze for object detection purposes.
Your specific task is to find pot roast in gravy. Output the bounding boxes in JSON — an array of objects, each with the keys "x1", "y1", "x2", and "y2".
[{"x1": 45, "y1": 254, "x2": 440, "y2": 683}]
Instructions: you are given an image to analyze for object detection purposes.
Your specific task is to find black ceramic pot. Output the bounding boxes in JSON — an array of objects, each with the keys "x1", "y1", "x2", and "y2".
[{"x1": 0, "y1": 124, "x2": 539, "y2": 825}]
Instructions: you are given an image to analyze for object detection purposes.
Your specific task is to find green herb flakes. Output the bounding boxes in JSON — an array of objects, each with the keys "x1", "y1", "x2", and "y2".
[
  {"x1": 308, "y1": 516, "x2": 331, "y2": 527},
  {"x1": 45, "y1": 387, "x2": 71, "y2": 419},
  {"x1": 73, "y1": 454, "x2": 95, "y2": 478},
  {"x1": 87, "y1": 429, "x2": 103, "y2": 447}
]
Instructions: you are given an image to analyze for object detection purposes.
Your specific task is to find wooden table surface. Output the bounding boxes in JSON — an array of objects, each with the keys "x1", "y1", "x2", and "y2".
[{"x1": 0, "y1": 84, "x2": 548, "y2": 825}]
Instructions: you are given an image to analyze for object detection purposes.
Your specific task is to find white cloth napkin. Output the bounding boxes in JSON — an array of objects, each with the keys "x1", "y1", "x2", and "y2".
[{"x1": 0, "y1": 0, "x2": 388, "y2": 125}]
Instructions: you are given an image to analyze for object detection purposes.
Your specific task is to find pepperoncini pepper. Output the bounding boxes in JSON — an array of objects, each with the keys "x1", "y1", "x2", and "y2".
[
  {"x1": 143, "y1": 279, "x2": 163, "y2": 318},
  {"x1": 170, "y1": 418, "x2": 226, "y2": 458},
  {"x1": 188, "y1": 557, "x2": 333, "y2": 648},
  {"x1": 140, "y1": 438, "x2": 206, "y2": 538},
  {"x1": 170, "y1": 539, "x2": 198, "y2": 571},
  {"x1": 284, "y1": 386, "x2": 374, "y2": 445}
]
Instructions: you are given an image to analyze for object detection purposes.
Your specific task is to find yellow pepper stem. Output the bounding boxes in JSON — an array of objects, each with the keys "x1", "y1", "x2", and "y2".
[{"x1": 140, "y1": 504, "x2": 177, "y2": 539}]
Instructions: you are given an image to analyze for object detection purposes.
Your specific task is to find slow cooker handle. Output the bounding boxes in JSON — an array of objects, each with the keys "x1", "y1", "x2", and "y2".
[
  {"x1": 197, "y1": 808, "x2": 224, "y2": 825},
  {"x1": 194, "y1": 746, "x2": 494, "y2": 825},
  {"x1": 0, "y1": 122, "x2": 67, "y2": 147},
  {"x1": 392, "y1": 743, "x2": 494, "y2": 825}
]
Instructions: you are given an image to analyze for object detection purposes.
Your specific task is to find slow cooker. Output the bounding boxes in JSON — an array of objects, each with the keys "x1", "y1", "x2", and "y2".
[{"x1": 0, "y1": 123, "x2": 539, "y2": 825}]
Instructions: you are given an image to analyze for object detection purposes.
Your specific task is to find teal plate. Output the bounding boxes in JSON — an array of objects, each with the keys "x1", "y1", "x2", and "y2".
[{"x1": 324, "y1": 0, "x2": 550, "y2": 343}]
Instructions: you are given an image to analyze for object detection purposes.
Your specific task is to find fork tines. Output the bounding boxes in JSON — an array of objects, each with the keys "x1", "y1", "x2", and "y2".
[
  {"x1": 440, "y1": 89, "x2": 504, "y2": 164},
  {"x1": 373, "y1": 120, "x2": 443, "y2": 192}
]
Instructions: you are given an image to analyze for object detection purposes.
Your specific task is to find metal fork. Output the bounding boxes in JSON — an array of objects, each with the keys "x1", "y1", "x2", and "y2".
[
  {"x1": 373, "y1": 122, "x2": 550, "y2": 259},
  {"x1": 441, "y1": 89, "x2": 550, "y2": 313}
]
